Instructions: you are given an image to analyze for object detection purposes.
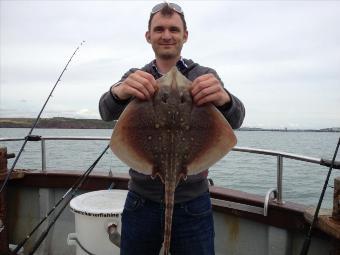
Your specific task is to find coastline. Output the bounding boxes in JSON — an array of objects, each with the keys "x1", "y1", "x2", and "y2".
[
  {"x1": 0, "y1": 117, "x2": 115, "y2": 129},
  {"x1": 0, "y1": 117, "x2": 339, "y2": 132}
]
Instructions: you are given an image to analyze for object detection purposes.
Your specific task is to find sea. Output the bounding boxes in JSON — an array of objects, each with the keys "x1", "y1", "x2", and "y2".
[{"x1": 0, "y1": 128, "x2": 339, "y2": 209}]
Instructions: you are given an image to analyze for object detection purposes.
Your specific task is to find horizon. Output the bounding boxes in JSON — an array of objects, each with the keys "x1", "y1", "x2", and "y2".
[
  {"x1": 1, "y1": 1, "x2": 340, "y2": 129},
  {"x1": 1, "y1": 116, "x2": 339, "y2": 131}
]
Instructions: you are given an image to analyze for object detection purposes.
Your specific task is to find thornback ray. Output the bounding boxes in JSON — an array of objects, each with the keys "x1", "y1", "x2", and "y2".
[{"x1": 110, "y1": 67, "x2": 237, "y2": 255}]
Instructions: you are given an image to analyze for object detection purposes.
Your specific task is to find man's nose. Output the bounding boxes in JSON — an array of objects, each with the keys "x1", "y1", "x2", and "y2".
[{"x1": 161, "y1": 29, "x2": 172, "y2": 40}]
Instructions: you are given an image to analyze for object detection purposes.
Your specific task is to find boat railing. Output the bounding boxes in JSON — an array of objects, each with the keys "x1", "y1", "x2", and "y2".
[{"x1": 1, "y1": 135, "x2": 339, "y2": 206}]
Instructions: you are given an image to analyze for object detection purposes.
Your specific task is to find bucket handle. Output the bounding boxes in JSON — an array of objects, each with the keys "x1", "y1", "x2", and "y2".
[
  {"x1": 67, "y1": 233, "x2": 95, "y2": 255},
  {"x1": 107, "y1": 221, "x2": 121, "y2": 248}
]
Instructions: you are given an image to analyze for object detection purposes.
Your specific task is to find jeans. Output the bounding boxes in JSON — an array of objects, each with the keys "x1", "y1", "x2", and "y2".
[{"x1": 120, "y1": 191, "x2": 215, "y2": 255}]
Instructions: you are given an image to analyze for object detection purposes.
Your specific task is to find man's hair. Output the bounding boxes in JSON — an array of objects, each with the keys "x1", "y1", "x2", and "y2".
[{"x1": 148, "y1": 4, "x2": 187, "y2": 31}]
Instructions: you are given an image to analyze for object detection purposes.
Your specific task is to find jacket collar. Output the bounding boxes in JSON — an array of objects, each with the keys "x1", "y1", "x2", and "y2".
[{"x1": 151, "y1": 57, "x2": 188, "y2": 78}]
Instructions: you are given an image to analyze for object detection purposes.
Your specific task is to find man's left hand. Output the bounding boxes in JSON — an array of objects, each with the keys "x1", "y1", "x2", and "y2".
[{"x1": 190, "y1": 74, "x2": 231, "y2": 106}]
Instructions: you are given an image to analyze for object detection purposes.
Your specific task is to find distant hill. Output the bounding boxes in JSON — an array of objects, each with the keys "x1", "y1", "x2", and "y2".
[
  {"x1": 0, "y1": 117, "x2": 115, "y2": 129},
  {"x1": 238, "y1": 127, "x2": 340, "y2": 132},
  {"x1": 0, "y1": 117, "x2": 339, "y2": 132}
]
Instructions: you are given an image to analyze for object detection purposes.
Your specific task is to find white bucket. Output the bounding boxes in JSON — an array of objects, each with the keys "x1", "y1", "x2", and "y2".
[{"x1": 68, "y1": 189, "x2": 128, "y2": 255}]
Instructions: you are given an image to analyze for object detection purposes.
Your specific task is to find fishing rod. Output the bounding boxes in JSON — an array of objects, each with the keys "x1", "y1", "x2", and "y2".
[
  {"x1": 25, "y1": 144, "x2": 110, "y2": 255},
  {"x1": 0, "y1": 40, "x2": 85, "y2": 194},
  {"x1": 12, "y1": 143, "x2": 109, "y2": 253},
  {"x1": 300, "y1": 137, "x2": 340, "y2": 255}
]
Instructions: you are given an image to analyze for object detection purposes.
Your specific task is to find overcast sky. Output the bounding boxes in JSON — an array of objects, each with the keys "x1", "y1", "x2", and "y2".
[{"x1": 1, "y1": 0, "x2": 339, "y2": 129}]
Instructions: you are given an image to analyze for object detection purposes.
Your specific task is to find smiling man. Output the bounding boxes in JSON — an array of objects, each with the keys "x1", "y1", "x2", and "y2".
[
  {"x1": 99, "y1": 2, "x2": 245, "y2": 255},
  {"x1": 147, "y1": 7, "x2": 188, "y2": 65}
]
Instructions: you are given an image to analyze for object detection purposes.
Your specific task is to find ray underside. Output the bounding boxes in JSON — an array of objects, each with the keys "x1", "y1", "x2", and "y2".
[{"x1": 110, "y1": 67, "x2": 236, "y2": 254}]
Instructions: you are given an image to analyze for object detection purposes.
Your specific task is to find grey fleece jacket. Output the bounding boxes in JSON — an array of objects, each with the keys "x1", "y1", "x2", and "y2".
[{"x1": 99, "y1": 58, "x2": 245, "y2": 203}]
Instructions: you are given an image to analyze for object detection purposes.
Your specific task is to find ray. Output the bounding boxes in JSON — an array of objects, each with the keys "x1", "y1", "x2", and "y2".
[{"x1": 110, "y1": 67, "x2": 237, "y2": 254}]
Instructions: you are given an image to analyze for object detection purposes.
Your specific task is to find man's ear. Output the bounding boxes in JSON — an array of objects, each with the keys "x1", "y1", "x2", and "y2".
[
  {"x1": 183, "y1": 30, "x2": 188, "y2": 43},
  {"x1": 145, "y1": 31, "x2": 151, "y2": 43}
]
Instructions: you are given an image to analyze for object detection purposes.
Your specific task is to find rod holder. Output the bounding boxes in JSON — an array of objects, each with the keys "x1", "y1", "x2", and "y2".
[{"x1": 264, "y1": 188, "x2": 277, "y2": 216}]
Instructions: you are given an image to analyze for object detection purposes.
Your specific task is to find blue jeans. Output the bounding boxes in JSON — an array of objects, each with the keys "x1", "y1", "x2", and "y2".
[{"x1": 120, "y1": 191, "x2": 215, "y2": 255}]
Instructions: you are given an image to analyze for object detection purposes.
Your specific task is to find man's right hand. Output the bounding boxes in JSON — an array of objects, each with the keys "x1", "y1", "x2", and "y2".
[{"x1": 112, "y1": 70, "x2": 157, "y2": 100}]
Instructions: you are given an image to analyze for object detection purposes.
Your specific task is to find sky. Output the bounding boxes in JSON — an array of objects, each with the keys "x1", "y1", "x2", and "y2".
[{"x1": 0, "y1": 0, "x2": 339, "y2": 129}]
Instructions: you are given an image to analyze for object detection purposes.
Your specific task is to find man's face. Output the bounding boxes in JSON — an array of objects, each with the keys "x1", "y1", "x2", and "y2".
[{"x1": 146, "y1": 12, "x2": 188, "y2": 60}]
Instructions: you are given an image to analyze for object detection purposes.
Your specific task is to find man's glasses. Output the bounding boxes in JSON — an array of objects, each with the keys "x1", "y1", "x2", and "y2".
[{"x1": 151, "y1": 2, "x2": 184, "y2": 15}]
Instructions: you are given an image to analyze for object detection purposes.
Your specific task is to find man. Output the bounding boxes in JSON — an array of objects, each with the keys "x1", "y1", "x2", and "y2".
[{"x1": 99, "y1": 3, "x2": 245, "y2": 255}]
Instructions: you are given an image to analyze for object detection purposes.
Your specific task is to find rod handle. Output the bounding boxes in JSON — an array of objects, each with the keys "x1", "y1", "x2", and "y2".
[{"x1": 300, "y1": 236, "x2": 311, "y2": 255}]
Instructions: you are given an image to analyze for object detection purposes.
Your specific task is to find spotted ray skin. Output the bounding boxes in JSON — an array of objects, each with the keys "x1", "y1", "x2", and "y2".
[{"x1": 110, "y1": 67, "x2": 237, "y2": 255}]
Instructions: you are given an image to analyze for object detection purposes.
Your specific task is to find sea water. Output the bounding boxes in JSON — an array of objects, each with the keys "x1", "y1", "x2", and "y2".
[{"x1": 0, "y1": 128, "x2": 339, "y2": 208}]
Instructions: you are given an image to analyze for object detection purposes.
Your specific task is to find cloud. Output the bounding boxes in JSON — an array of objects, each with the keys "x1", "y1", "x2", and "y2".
[
  {"x1": 76, "y1": 108, "x2": 100, "y2": 119},
  {"x1": 1, "y1": 1, "x2": 340, "y2": 129}
]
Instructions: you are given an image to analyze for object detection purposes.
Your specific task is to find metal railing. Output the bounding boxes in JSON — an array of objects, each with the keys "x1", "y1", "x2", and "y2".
[{"x1": 1, "y1": 136, "x2": 339, "y2": 205}]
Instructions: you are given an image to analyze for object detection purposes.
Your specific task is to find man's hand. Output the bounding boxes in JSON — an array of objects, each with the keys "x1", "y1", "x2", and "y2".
[
  {"x1": 112, "y1": 70, "x2": 157, "y2": 100},
  {"x1": 190, "y1": 74, "x2": 231, "y2": 106}
]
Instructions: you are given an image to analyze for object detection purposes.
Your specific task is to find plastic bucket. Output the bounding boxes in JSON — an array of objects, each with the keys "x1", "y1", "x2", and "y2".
[{"x1": 67, "y1": 190, "x2": 128, "y2": 255}]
